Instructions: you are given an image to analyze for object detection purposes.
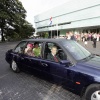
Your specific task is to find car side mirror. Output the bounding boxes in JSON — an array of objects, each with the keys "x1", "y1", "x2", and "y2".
[{"x1": 60, "y1": 60, "x2": 72, "y2": 66}]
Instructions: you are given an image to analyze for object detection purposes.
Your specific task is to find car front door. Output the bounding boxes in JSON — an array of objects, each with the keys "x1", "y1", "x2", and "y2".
[
  {"x1": 40, "y1": 42, "x2": 75, "y2": 89},
  {"x1": 40, "y1": 59, "x2": 67, "y2": 79},
  {"x1": 40, "y1": 59, "x2": 75, "y2": 89}
]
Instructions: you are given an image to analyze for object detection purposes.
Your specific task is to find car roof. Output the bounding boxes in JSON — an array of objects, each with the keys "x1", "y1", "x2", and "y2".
[{"x1": 22, "y1": 38, "x2": 68, "y2": 43}]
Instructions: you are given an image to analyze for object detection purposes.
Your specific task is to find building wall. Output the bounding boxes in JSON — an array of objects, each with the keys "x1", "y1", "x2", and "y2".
[{"x1": 34, "y1": 0, "x2": 100, "y2": 32}]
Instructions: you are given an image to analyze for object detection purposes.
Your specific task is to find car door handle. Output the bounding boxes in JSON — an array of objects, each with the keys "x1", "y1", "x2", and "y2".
[{"x1": 41, "y1": 63, "x2": 48, "y2": 67}]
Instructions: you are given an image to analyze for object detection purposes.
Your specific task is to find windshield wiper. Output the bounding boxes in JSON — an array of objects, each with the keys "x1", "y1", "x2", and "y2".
[{"x1": 81, "y1": 54, "x2": 94, "y2": 61}]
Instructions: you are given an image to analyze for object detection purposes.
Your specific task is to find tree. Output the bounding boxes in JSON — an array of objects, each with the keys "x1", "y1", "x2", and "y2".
[
  {"x1": 22, "y1": 22, "x2": 35, "y2": 38},
  {"x1": 0, "y1": 0, "x2": 34, "y2": 41},
  {"x1": 15, "y1": 20, "x2": 35, "y2": 39}
]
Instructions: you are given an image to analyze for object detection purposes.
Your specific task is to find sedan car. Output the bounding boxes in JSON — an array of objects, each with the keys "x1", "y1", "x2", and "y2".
[{"x1": 5, "y1": 38, "x2": 100, "y2": 100}]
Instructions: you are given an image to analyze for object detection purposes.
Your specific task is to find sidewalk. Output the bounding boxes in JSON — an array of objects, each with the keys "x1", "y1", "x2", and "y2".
[{"x1": 79, "y1": 41, "x2": 100, "y2": 55}]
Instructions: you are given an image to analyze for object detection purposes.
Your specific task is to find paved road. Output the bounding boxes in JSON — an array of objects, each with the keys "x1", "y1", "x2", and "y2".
[{"x1": 0, "y1": 42, "x2": 80, "y2": 100}]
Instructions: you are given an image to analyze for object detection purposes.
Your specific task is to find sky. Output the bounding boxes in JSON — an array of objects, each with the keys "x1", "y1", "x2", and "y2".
[{"x1": 20, "y1": 0, "x2": 70, "y2": 27}]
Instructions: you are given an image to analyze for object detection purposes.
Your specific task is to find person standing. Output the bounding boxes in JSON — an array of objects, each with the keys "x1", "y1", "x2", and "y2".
[
  {"x1": 97, "y1": 33, "x2": 99, "y2": 41},
  {"x1": 84, "y1": 36, "x2": 88, "y2": 47},
  {"x1": 93, "y1": 33, "x2": 97, "y2": 48},
  {"x1": 71, "y1": 33, "x2": 76, "y2": 41}
]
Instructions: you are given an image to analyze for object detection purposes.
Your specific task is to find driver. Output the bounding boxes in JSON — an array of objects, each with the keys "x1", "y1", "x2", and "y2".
[{"x1": 47, "y1": 46, "x2": 60, "y2": 62}]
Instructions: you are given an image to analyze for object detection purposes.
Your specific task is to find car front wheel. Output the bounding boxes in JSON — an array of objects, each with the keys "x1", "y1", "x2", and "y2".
[
  {"x1": 11, "y1": 60, "x2": 20, "y2": 73},
  {"x1": 84, "y1": 84, "x2": 100, "y2": 100}
]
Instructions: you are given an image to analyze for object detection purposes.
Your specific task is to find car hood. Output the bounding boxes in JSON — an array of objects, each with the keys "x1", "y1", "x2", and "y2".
[{"x1": 74, "y1": 56, "x2": 100, "y2": 82}]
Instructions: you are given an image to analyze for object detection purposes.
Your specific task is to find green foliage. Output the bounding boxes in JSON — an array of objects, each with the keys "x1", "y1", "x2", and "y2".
[
  {"x1": 0, "y1": 0, "x2": 35, "y2": 41},
  {"x1": 44, "y1": 32, "x2": 49, "y2": 38}
]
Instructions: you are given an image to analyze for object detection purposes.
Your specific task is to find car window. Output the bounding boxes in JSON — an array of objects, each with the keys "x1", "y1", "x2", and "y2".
[
  {"x1": 62, "y1": 40, "x2": 91, "y2": 60},
  {"x1": 14, "y1": 41, "x2": 27, "y2": 53},
  {"x1": 26, "y1": 41, "x2": 43, "y2": 58},
  {"x1": 44, "y1": 42, "x2": 67, "y2": 62}
]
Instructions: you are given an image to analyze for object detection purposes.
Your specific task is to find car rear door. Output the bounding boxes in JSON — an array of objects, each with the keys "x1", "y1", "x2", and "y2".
[
  {"x1": 21, "y1": 41, "x2": 44, "y2": 72},
  {"x1": 22, "y1": 56, "x2": 43, "y2": 72}
]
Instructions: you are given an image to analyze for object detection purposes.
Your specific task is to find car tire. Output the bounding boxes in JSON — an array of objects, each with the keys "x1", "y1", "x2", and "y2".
[
  {"x1": 11, "y1": 60, "x2": 20, "y2": 73},
  {"x1": 84, "y1": 84, "x2": 100, "y2": 100}
]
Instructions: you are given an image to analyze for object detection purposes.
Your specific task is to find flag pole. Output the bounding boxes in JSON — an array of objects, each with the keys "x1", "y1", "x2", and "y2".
[
  {"x1": 51, "y1": 29, "x2": 52, "y2": 38},
  {"x1": 57, "y1": 18, "x2": 58, "y2": 38},
  {"x1": 50, "y1": 17, "x2": 52, "y2": 38}
]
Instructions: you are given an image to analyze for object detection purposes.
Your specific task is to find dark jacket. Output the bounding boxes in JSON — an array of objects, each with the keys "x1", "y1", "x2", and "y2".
[
  {"x1": 71, "y1": 35, "x2": 76, "y2": 41},
  {"x1": 47, "y1": 53, "x2": 60, "y2": 62}
]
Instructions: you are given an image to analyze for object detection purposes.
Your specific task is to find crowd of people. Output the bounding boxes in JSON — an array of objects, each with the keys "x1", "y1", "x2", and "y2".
[
  {"x1": 31, "y1": 31, "x2": 100, "y2": 48},
  {"x1": 65, "y1": 32, "x2": 100, "y2": 48}
]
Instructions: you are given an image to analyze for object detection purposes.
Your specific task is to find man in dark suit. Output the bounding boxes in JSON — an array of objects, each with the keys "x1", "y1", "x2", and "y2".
[{"x1": 47, "y1": 46, "x2": 60, "y2": 62}]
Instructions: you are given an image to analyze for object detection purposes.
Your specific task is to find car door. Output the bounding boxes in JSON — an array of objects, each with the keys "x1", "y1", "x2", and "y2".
[
  {"x1": 22, "y1": 55, "x2": 43, "y2": 72},
  {"x1": 21, "y1": 41, "x2": 44, "y2": 72},
  {"x1": 40, "y1": 58, "x2": 76, "y2": 89},
  {"x1": 40, "y1": 42, "x2": 67, "y2": 78},
  {"x1": 40, "y1": 42, "x2": 75, "y2": 89},
  {"x1": 40, "y1": 59, "x2": 67, "y2": 78}
]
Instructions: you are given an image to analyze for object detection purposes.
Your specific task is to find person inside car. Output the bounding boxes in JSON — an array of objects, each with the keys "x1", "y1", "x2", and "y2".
[
  {"x1": 33, "y1": 42, "x2": 41, "y2": 57},
  {"x1": 47, "y1": 46, "x2": 60, "y2": 62},
  {"x1": 24, "y1": 43, "x2": 34, "y2": 56}
]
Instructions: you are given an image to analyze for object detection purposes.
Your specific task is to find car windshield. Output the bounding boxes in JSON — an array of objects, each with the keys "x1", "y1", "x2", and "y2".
[{"x1": 62, "y1": 40, "x2": 91, "y2": 61}]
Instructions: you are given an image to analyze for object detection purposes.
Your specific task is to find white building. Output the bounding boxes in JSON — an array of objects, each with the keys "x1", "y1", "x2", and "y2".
[{"x1": 34, "y1": 0, "x2": 100, "y2": 37}]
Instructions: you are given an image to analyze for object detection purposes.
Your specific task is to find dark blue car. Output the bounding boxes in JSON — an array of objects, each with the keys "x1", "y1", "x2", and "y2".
[{"x1": 5, "y1": 39, "x2": 100, "y2": 100}]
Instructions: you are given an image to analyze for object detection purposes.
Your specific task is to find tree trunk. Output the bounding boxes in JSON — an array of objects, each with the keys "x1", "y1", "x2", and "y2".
[
  {"x1": 1, "y1": 27, "x2": 5, "y2": 42},
  {"x1": 1, "y1": 19, "x2": 5, "y2": 42}
]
